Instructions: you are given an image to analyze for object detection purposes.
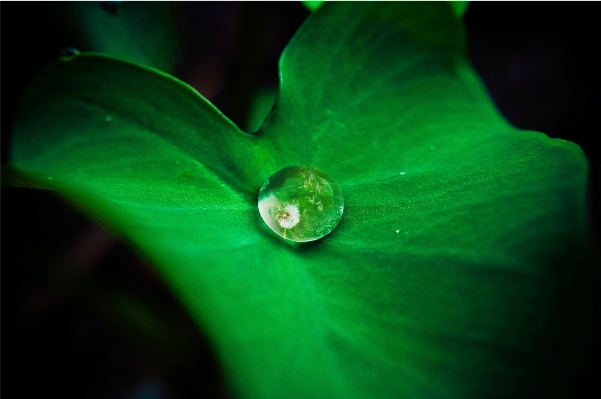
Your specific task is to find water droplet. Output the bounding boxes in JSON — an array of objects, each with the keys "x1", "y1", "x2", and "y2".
[
  {"x1": 59, "y1": 47, "x2": 81, "y2": 60},
  {"x1": 399, "y1": 171, "x2": 406, "y2": 175},
  {"x1": 105, "y1": 115, "x2": 113, "y2": 122},
  {"x1": 258, "y1": 165, "x2": 344, "y2": 242},
  {"x1": 395, "y1": 230, "x2": 400, "y2": 233}
]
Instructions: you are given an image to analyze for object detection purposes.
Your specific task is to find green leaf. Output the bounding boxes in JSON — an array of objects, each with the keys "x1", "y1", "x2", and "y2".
[
  {"x1": 11, "y1": 2, "x2": 597, "y2": 399},
  {"x1": 246, "y1": 87, "x2": 278, "y2": 133},
  {"x1": 450, "y1": 1, "x2": 470, "y2": 17},
  {"x1": 304, "y1": 1, "x2": 470, "y2": 18},
  {"x1": 54, "y1": 1, "x2": 179, "y2": 72},
  {"x1": 303, "y1": 1, "x2": 325, "y2": 12}
]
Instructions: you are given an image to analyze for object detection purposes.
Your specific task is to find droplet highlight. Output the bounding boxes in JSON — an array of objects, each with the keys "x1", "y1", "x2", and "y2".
[
  {"x1": 59, "y1": 47, "x2": 81, "y2": 61},
  {"x1": 258, "y1": 165, "x2": 344, "y2": 242}
]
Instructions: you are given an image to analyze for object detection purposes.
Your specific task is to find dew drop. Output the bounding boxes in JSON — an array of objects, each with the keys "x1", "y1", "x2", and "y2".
[
  {"x1": 258, "y1": 165, "x2": 344, "y2": 242},
  {"x1": 59, "y1": 47, "x2": 81, "y2": 60}
]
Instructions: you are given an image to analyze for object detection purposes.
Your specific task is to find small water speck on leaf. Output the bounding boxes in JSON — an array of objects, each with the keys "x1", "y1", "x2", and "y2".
[{"x1": 59, "y1": 47, "x2": 81, "y2": 61}]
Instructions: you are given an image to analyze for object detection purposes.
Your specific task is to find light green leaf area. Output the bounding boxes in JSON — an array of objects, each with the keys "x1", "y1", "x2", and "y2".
[
  {"x1": 450, "y1": 1, "x2": 470, "y2": 17},
  {"x1": 11, "y1": 2, "x2": 596, "y2": 399},
  {"x1": 304, "y1": 1, "x2": 469, "y2": 17},
  {"x1": 55, "y1": 1, "x2": 179, "y2": 72},
  {"x1": 303, "y1": 1, "x2": 325, "y2": 12}
]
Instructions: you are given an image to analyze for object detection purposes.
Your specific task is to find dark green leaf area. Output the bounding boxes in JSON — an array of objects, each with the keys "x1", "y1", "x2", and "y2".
[
  {"x1": 55, "y1": 2, "x2": 179, "y2": 72},
  {"x1": 13, "y1": 55, "x2": 271, "y2": 196},
  {"x1": 11, "y1": 2, "x2": 596, "y2": 399}
]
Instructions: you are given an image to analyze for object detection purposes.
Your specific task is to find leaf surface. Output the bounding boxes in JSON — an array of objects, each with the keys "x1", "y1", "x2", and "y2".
[
  {"x1": 11, "y1": 2, "x2": 596, "y2": 399},
  {"x1": 55, "y1": 1, "x2": 179, "y2": 72}
]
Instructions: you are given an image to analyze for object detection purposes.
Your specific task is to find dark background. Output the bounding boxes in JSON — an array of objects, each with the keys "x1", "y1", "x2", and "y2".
[{"x1": 2, "y1": 2, "x2": 599, "y2": 398}]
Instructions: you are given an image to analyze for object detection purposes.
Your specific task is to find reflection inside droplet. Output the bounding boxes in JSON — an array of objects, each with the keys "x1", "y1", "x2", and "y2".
[{"x1": 258, "y1": 165, "x2": 344, "y2": 242}]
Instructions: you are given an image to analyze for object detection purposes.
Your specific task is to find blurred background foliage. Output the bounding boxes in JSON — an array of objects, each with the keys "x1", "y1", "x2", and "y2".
[{"x1": 2, "y1": 2, "x2": 600, "y2": 398}]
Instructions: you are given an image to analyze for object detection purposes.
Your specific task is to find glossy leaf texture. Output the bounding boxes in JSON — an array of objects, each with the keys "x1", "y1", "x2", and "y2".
[
  {"x1": 54, "y1": 1, "x2": 179, "y2": 72},
  {"x1": 10, "y1": 2, "x2": 597, "y2": 399}
]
